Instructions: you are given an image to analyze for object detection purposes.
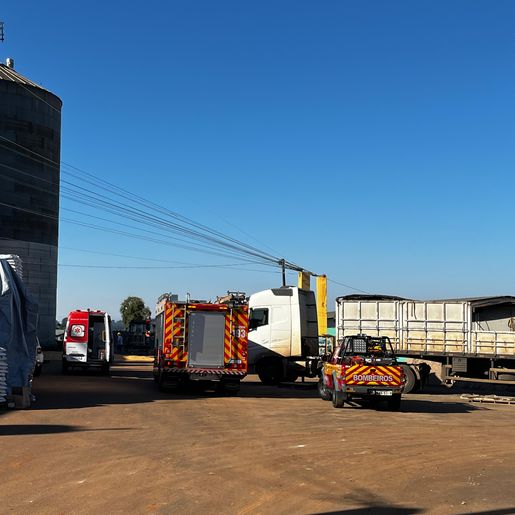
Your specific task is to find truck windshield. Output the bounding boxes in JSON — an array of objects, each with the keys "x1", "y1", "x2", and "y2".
[{"x1": 249, "y1": 308, "x2": 269, "y2": 330}]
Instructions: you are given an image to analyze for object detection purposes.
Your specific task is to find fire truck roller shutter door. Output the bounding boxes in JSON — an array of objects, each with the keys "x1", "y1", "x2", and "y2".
[{"x1": 188, "y1": 312, "x2": 226, "y2": 368}]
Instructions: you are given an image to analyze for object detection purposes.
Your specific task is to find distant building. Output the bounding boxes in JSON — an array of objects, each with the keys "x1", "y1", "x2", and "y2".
[{"x1": 0, "y1": 58, "x2": 62, "y2": 347}]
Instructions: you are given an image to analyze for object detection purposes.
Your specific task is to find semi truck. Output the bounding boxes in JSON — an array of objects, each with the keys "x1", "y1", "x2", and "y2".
[
  {"x1": 153, "y1": 292, "x2": 248, "y2": 393},
  {"x1": 336, "y1": 294, "x2": 515, "y2": 392},
  {"x1": 62, "y1": 309, "x2": 113, "y2": 374},
  {"x1": 248, "y1": 286, "x2": 323, "y2": 384}
]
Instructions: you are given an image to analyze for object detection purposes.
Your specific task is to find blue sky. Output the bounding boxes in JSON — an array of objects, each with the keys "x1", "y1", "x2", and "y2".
[{"x1": 3, "y1": 1, "x2": 515, "y2": 319}]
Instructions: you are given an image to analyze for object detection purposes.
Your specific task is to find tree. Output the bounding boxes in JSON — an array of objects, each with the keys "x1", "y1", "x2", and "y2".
[{"x1": 120, "y1": 296, "x2": 151, "y2": 329}]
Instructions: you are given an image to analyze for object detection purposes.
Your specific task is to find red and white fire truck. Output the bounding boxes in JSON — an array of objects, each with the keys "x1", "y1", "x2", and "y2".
[
  {"x1": 62, "y1": 309, "x2": 113, "y2": 374},
  {"x1": 153, "y1": 292, "x2": 248, "y2": 393},
  {"x1": 318, "y1": 334, "x2": 405, "y2": 410}
]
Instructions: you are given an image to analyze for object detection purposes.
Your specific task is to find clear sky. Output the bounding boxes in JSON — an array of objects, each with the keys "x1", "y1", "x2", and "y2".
[{"x1": 2, "y1": 1, "x2": 515, "y2": 319}]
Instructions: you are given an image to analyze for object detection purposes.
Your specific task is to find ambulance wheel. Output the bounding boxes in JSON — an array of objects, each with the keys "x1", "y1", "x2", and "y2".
[
  {"x1": 101, "y1": 363, "x2": 110, "y2": 376},
  {"x1": 61, "y1": 360, "x2": 69, "y2": 374},
  {"x1": 387, "y1": 394, "x2": 402, "y2": 411},
  {"x1": 318, "y1": 378, "x2": 332, "y2": 401},
  {"x1": 332, "y1": 389, "x2": 346, "y2": 408}
]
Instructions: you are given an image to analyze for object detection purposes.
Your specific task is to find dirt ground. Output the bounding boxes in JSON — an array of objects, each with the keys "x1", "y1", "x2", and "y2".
[{"x1": 1, "y1": 362, "x2": 515, "y2": 515}]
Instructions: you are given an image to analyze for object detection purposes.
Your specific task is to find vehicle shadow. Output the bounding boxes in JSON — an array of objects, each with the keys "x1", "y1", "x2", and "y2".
[
  {"x1": 313, "y1": 509, "x2": 421, "y2": 515},
  {"x1": 0, "y1": 424, "x2": 135, "y2": 436}
]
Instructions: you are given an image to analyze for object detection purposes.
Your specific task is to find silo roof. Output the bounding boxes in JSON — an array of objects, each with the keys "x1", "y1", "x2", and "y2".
[{"x1": 0, "y1": 63, "x2": 59, "y2": 98}]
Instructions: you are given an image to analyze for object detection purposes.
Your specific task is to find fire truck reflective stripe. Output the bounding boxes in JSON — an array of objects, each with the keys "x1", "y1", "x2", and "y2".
[
  {"x1": 164, "y1": 368, "x2": 246, "y2": 375},
  {"x1": 224, "y1": 317, "x2": 232, "y2": 364}
]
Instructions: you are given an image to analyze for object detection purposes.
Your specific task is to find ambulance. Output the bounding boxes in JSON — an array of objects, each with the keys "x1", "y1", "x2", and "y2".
[{"x1": 62, "y1": 309, "x2": 113, "y2": 373}]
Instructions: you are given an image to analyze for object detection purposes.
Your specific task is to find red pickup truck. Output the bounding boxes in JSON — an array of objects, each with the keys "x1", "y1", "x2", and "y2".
[{"x1": 318, "y1": 334, "x2": 405, "y2": 410}]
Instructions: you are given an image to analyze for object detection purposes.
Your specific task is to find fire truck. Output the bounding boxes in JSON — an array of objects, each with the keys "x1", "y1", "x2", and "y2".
[
  {"x1": 318, "y1": 334, "x2": 405, "y2": 410},
  {"x1": 153, "y1": 292, "x2": 248, "y2": 393},
  {"x1": 62, "y1": 309, "x2": 113, "y2": 374}
]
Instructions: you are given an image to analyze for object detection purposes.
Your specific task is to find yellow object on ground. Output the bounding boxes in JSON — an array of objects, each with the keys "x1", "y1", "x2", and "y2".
[{"x1": 115, "y1": 354, "x2": 154, "y2": 362}]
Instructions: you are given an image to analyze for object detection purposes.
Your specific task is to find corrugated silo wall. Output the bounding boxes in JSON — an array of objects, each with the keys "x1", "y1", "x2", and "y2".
[{"x1": 0, "y1": 76, "x2": 62, "y2": 348}]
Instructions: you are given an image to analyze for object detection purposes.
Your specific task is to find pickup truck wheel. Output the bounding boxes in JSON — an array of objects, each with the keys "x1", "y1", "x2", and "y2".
[
  {"x1": 257, "y1": 359, "x2": 283, "y2": 385},
  {"x1": 318, "y1": 378, "x2": 332, "y2": 401},
  {"x1": 332, "y1": 389, "x2": 346, "y2": 408},
  {"x1": 387, "y1": 394, "x2": 402, "y2": 411}
]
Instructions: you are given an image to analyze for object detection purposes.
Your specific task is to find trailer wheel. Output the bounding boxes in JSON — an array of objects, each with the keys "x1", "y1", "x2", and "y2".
[
  {"x1": 256, "y1": 359, "x2": 283, "y2": 385},
  {"x1": 387, "y1": 394, "x2": 402, "y2": 411},
  {"x1": 401, "y1": 364, "x2": 419, "y2": 394},
  {"x1": 318, "y1": 378, "x2": 332, "y2": 401},
  {"x1": 332, "y1": 389, "x2": 346, "y2": 408}
]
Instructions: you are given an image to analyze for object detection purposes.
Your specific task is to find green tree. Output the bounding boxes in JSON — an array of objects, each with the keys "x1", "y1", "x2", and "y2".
[{"x1": 120, "y1": 296, "x2": 151, "y2": 328}]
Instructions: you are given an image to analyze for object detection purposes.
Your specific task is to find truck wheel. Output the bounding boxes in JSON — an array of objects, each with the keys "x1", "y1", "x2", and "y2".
[
  {"x1": 101, "y1": 363, "x2": 111, "y2": 376},
  {"x1": 257, "y1": 359, "x2": 283, "y2": 385},
  {"x1": 318, "y1": 378, "x2": 332, "y2": 401},
  {"x1": 401, "y1": 364, "x2": 419, "y2": 394},
  {"x1": 387, "y1": 394, "x2": 402, "y2": 411},
  {"x1": 332, "y1": 389, "x2": 346, "y2": 408},
  {"x1": 217, "y1": 381, "x2": 240, "y2": 396},
  {"x1": 284, "y1": 372, "x2": 299, "y2": 383}
]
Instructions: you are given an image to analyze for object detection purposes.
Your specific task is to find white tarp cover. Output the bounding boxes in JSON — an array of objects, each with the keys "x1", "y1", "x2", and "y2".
[{"x1": 0, "y1": 259, "x2": 38, "y2": 394}]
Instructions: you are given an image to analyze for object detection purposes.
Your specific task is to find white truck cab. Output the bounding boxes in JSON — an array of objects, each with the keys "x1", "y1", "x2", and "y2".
[{"x1": 248, "y1": 286, "x2": 318, "y2": 384}]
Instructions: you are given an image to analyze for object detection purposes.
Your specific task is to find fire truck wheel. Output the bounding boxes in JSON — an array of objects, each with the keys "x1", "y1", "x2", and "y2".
[
  {"x1": 318, "y1": 378, "x2": 332, "y2": 401},
  {"x1": 387, "y1": 394, "x2": 402, "y2": 411},
  {"x1": 217, "y1": 381, "x2": 240, "y2": 395},
  {"x1": 332, "y1": 389, "x2": 346, "y2": 408},
  {"x1": 257, "y1": 359, "x2": 283, "y2": 385}
]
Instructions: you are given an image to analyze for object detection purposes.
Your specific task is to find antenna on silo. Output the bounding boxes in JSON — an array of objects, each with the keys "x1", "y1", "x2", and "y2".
[{"x1": 0, "y1": 22, "x2": 4, "y2": 42}]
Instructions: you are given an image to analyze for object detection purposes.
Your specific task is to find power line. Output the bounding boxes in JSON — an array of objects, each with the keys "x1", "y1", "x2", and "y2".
[
  {"x1": 327, "y1": 278, "x2": 371, "y2": 294},
  {"x1": 0, "y1": 136, "x2": 283, "y2": 266}
]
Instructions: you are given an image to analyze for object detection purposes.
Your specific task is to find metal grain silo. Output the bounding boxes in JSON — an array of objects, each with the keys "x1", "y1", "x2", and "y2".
[{"x1": 0, "y1": 58, "x2": 62, "y2": 348}]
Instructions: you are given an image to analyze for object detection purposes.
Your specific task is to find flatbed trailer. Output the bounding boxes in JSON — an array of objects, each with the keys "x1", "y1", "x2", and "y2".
[{"x1": 337, "y1": 295, "x2": 515, "y2": 391}]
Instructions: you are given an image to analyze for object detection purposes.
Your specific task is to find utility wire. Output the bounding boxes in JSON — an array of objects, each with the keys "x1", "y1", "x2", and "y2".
[{"x1": 0, "y1": 136, "x2": 281, "y2": 264}]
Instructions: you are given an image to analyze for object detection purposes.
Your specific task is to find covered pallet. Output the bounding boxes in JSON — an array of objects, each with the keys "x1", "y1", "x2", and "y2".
[{"x1": 0, "y1": 257, "x2": 38, "y2": 408}]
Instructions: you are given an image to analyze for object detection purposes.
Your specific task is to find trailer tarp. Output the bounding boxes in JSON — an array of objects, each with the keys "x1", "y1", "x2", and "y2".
[{"x1": 0, "y1": 259, "x2": 38, "y2": 394}]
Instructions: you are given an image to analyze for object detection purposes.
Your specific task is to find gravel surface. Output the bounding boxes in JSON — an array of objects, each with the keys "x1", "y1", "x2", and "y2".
[{"x1": 1, "y1": 362, "x2": 515, "y2": 514}]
